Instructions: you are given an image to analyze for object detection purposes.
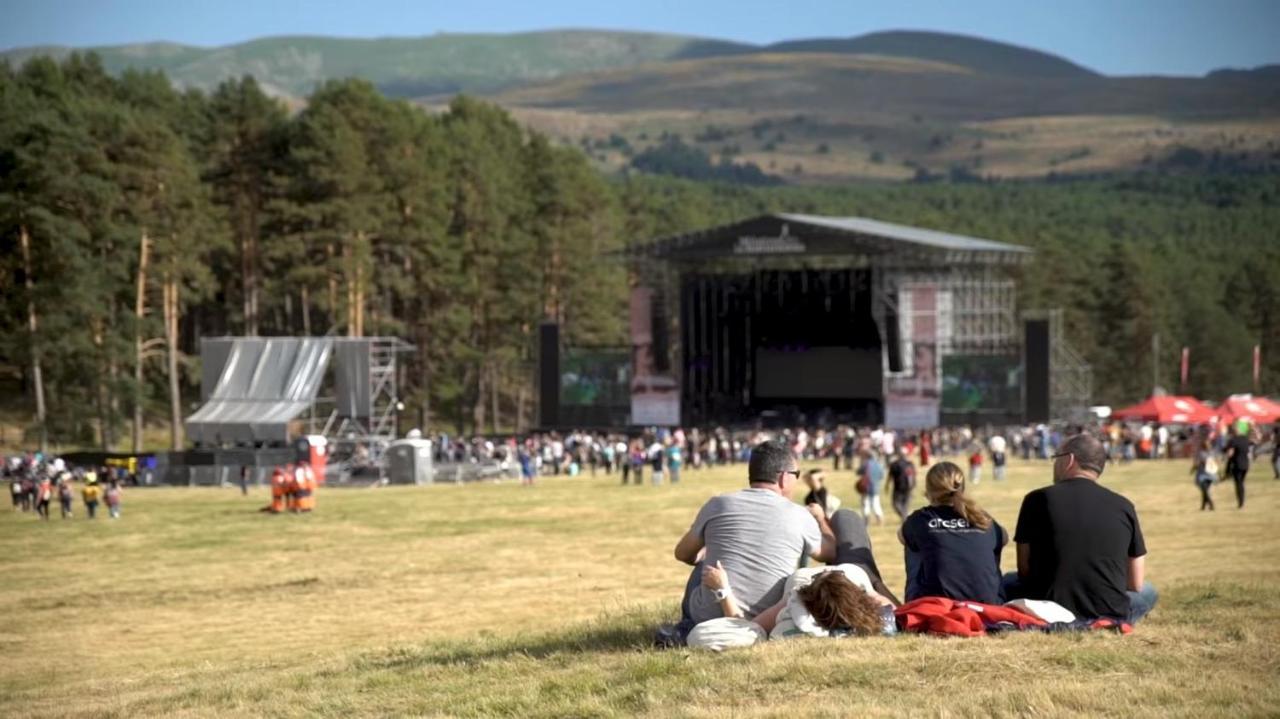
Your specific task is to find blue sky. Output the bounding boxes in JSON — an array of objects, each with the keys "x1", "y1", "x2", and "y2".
[{"x1": 2, "y1": 0, "x2": 1277, "y2": 76}]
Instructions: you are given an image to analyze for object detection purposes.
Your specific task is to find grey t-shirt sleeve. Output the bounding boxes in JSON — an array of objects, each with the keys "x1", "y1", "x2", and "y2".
[{"x1": 690, "y1": 496, "x2": 722, "y2": 539}]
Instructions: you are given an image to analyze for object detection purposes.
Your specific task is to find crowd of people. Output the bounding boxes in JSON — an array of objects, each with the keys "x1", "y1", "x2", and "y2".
[
  {"x1": 663, "y1": 433, "x2": 1160, "y2": 649},
  {"x1": 7, "y1": 454, "x2": 125, "y2": 521}
]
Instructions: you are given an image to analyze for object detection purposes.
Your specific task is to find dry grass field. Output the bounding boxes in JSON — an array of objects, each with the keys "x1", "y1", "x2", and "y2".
[{"x1": 3, "y1": 456, "x2": 1279, "y2": 717}]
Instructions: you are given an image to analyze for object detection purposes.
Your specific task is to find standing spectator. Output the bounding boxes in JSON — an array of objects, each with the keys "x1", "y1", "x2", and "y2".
[
  {"x1": 104, "y1": 479, "x2": 123, "y2": 519},
  {"x1": 20, "y1": 474, "x2": 35, "y2": 512},
  {"x1": 666, "y1": 439, "x2": 683, "y2": 485},
  {"x1": 919, "y1": 431, "x2": 931, "y2": 468},
  {"x1": 630, "y1": 439, "x2": 646, "y2": 486},
  {"x1": 649, "y1": 437, "x2": 666, "y2": 486},
  {"x1": 1224, "y1": 423, "x2": 1253, "y2": 509},
  {"x1": 1192, "y1": 439, "x2": 1217, "y2": 511},
  {"x1": 887, "y1": 452, "x2": 916, "y2": 521},
  {"x1": 239, "y1": 466, "x2": 250, "y2": 496},
  {"x1": 57, "y1": 476, "x2": 74, "y2": 519},
  {"x1": 989, "y1": 434, "x2": 1008, "y2": 482},
  {"x1": 83, "y1": 476, "x2": 102, "y2": 519},
  {"x1": 967, "y1": 444, "x2": 984, "y2": 485},
  {"x1": 34, "y1": 474, "x2": 52, "y2": 520},
  {"x1": 518, "y1": 446, "x2": 536, "y2": 487},
  {"x1": 10, "y1": 473, "x2": 21, "y2": 512}
]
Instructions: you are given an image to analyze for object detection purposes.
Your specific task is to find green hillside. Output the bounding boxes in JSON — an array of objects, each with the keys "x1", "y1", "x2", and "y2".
[
  {"x1": 0, "y1": 28, "x2": 1133, "y2": 101},
  {"x1": 0, "y1": 30, "x2": 717, "y2": 98},
  {"x1": 765, "y1": 30, "x2": 1100, "y2": 79}
]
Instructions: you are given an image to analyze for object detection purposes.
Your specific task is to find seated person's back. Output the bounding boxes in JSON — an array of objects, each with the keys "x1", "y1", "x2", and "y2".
[
  {"x1": 685, "y1": 488, "x2": 819, "y2": 621},
  {"x1": 1017, "y1": 479, "x2": 1142, "y2": 619},
  {"x1": 1014, "y1": 436, "x2": 1147, "y2": 620},
  {"x1": 674, "y1": 440, "x2": 824, "y2": 625},
  {"x1": 900, "y1": 462, "x2": 1006, "y2": 604}
]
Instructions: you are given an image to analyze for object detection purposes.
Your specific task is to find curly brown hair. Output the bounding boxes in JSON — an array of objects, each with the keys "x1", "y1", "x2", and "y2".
[{"x1": 795, "y1": 570, "x2": 883, "y2": 635}]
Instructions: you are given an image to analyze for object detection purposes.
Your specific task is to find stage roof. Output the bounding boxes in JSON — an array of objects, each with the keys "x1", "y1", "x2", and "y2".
[{"x1": 628, "y1": 213, "x2": 1031, "y2": 265}]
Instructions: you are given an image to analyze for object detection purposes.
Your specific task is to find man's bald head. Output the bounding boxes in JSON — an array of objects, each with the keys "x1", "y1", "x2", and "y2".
[{"x1": 1055, "y1": 433, "x2": 1108, "y2": 480}]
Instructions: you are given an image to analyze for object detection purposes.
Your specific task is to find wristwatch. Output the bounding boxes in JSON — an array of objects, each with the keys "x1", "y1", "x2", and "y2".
[{"x1": 712, "y1": 587, "x2": 734, "y2": 602}]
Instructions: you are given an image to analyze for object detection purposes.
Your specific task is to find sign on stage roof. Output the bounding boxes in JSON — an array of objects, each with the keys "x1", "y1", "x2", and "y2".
[{"x1": 629, "y1": 213, "x2": 1032, "y2": 265}]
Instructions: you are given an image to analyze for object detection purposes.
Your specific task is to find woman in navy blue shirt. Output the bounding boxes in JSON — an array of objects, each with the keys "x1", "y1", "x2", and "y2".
[{"x1": 898, "y1": 461, "x2": 1007, "y2": 604}]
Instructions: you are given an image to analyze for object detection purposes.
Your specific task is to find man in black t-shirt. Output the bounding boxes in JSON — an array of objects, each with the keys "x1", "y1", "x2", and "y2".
[{"x1": 1004, "y1": 433, "x2": 1157, "y2": 624}]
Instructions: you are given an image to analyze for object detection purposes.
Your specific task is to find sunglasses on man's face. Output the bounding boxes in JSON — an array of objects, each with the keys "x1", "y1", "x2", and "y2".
[{"x1": 780, "y1": 469, "x2": 800, "y2": 479}]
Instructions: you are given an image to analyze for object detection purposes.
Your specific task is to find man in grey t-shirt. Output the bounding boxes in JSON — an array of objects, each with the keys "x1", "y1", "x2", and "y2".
[{"x1": 674, "y1": 441, "x2": 833, "y2": 627}]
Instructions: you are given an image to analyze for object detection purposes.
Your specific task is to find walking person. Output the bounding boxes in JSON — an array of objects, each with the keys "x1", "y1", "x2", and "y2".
[
  {"x1": 1224, "y1": 423, "x2": 1253, "y2": 509},
  {"x1": 104, "y1": 480, "x2": 123, "y2": 519},
  {"x1": 1192, "y1": 439, "x2": 1217, "y2": 511},
  {"x1": 858, "y1": 448, "x2": 885, "y2": 526},
  {"x1": 57, "y1": 476, "x2": 74, "y2": 519},
  {"x1": 82, "y1": 477, "x2": 101, "y2": 519},
  {"x1": 34, "y1": 475, "x2": 52, "y2": 520},
  {"x1": 887, "y1": 452, "x2": 916, "y2": 522}
]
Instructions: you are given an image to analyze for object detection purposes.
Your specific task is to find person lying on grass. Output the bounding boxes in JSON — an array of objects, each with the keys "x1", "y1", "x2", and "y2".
[
  {"x1": 700, "y1": 556, "x2": 897, "y2": 638},
  {"x1": 695, "y1": 506, "x2": 900, "y2": 638}
]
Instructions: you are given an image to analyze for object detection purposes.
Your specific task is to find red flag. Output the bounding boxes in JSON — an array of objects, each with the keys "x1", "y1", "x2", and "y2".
[{"x1": 1180, "y1": 347, "x2": 1189, "y2": 391}]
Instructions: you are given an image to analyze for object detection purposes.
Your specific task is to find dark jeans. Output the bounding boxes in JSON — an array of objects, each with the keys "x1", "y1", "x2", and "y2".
[
  {"x1": 1197, "y1": 478, "x2": 1214, "y2": 511},
  {"x1": 1230, "y1": 465, "x2": 1247, "y2": 508},
  {"x1": 891, "y1": 490, "x2": 911, "y2": 520},
  {"x1": 829, "y1": 509, "x2": 899, "y2": 604},
  {"x1": 1001, "y1": 572, "x2": 1159, "y2": 625}
]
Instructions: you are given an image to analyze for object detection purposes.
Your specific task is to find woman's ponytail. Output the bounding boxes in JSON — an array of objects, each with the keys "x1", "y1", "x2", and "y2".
[{"x1": 925, "y1": 461, "x2": 992, "y2": 530}]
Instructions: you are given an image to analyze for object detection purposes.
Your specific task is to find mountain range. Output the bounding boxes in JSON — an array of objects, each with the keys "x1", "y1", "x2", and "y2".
[{"x1": 5, "y1": 29, "x2": 1279, "y2": 182}]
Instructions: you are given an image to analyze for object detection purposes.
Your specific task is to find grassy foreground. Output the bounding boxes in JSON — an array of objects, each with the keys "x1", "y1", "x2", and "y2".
[{"x1": 2, "y1": 457, "x2": 1278, "y2": 717}]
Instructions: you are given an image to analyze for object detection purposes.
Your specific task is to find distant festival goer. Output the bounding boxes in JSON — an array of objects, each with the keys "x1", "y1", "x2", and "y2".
[
  {"x1": 887, "y1": 452, "x2": 915, "y2": 521},
  {"x1": 967, "y1": 444, "x2": 984, "y2": 485},
  {"x1": 666, "y1": 439, "x2": 683, "y2": 484},
  {"x1": 1224, "y1": 423, "x2": 1253, "y2": 509},
  {"x1": 104, "y1": 479, "x2": 123, "y2": 519},
  {"x1": 802, "y1": 469, "x2": 841, "y2": 518},
  {"x1": 855, "y1": 445, "x2": 885, "y2": 524},
  {"x1": 899, "y1": 462, "x2": 1007, "y2": 604},
  {"x1": 1005, "y1": 434, "x2": 1158, "y2": 624},
  {"x1": 57, "y1": 476, "x2": 73, "y2": 519},
  {"x1": 82, "y1": 476, "x2": 101, "y2": 519},
  {"x1": 1192, "y1": 439, "x2": 1217, "y2": 511},
  {"x1": 34, "y1": 475, "x2": 52, "y2": 520},
  {"x1": 989, "y1": 434, "x2": 1008, "y2": 482}
]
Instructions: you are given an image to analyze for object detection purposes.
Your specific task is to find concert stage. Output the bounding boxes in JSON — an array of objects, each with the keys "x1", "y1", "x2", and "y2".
[{"x1": 608, "y1": 213, "x2": 1085, "y2": 428}]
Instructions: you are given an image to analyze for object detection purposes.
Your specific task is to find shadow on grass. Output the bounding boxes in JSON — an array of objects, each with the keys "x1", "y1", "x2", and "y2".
[{"x1": 352, "y1": 604, "x2": 678, "y2": 672}]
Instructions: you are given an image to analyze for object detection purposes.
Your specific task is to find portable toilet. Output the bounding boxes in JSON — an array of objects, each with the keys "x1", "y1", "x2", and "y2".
[{"x1": 386, "y1": 438, "x2": 433, "y2": 485}]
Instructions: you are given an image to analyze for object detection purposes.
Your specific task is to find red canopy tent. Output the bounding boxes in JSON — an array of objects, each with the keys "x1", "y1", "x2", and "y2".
[
  {"x1": 1111, "y1": 395, "x2": 1216, "y2": 424},
  {"x1": 1216, "y1": 395, "x2": 1280, "y2": 425}
]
